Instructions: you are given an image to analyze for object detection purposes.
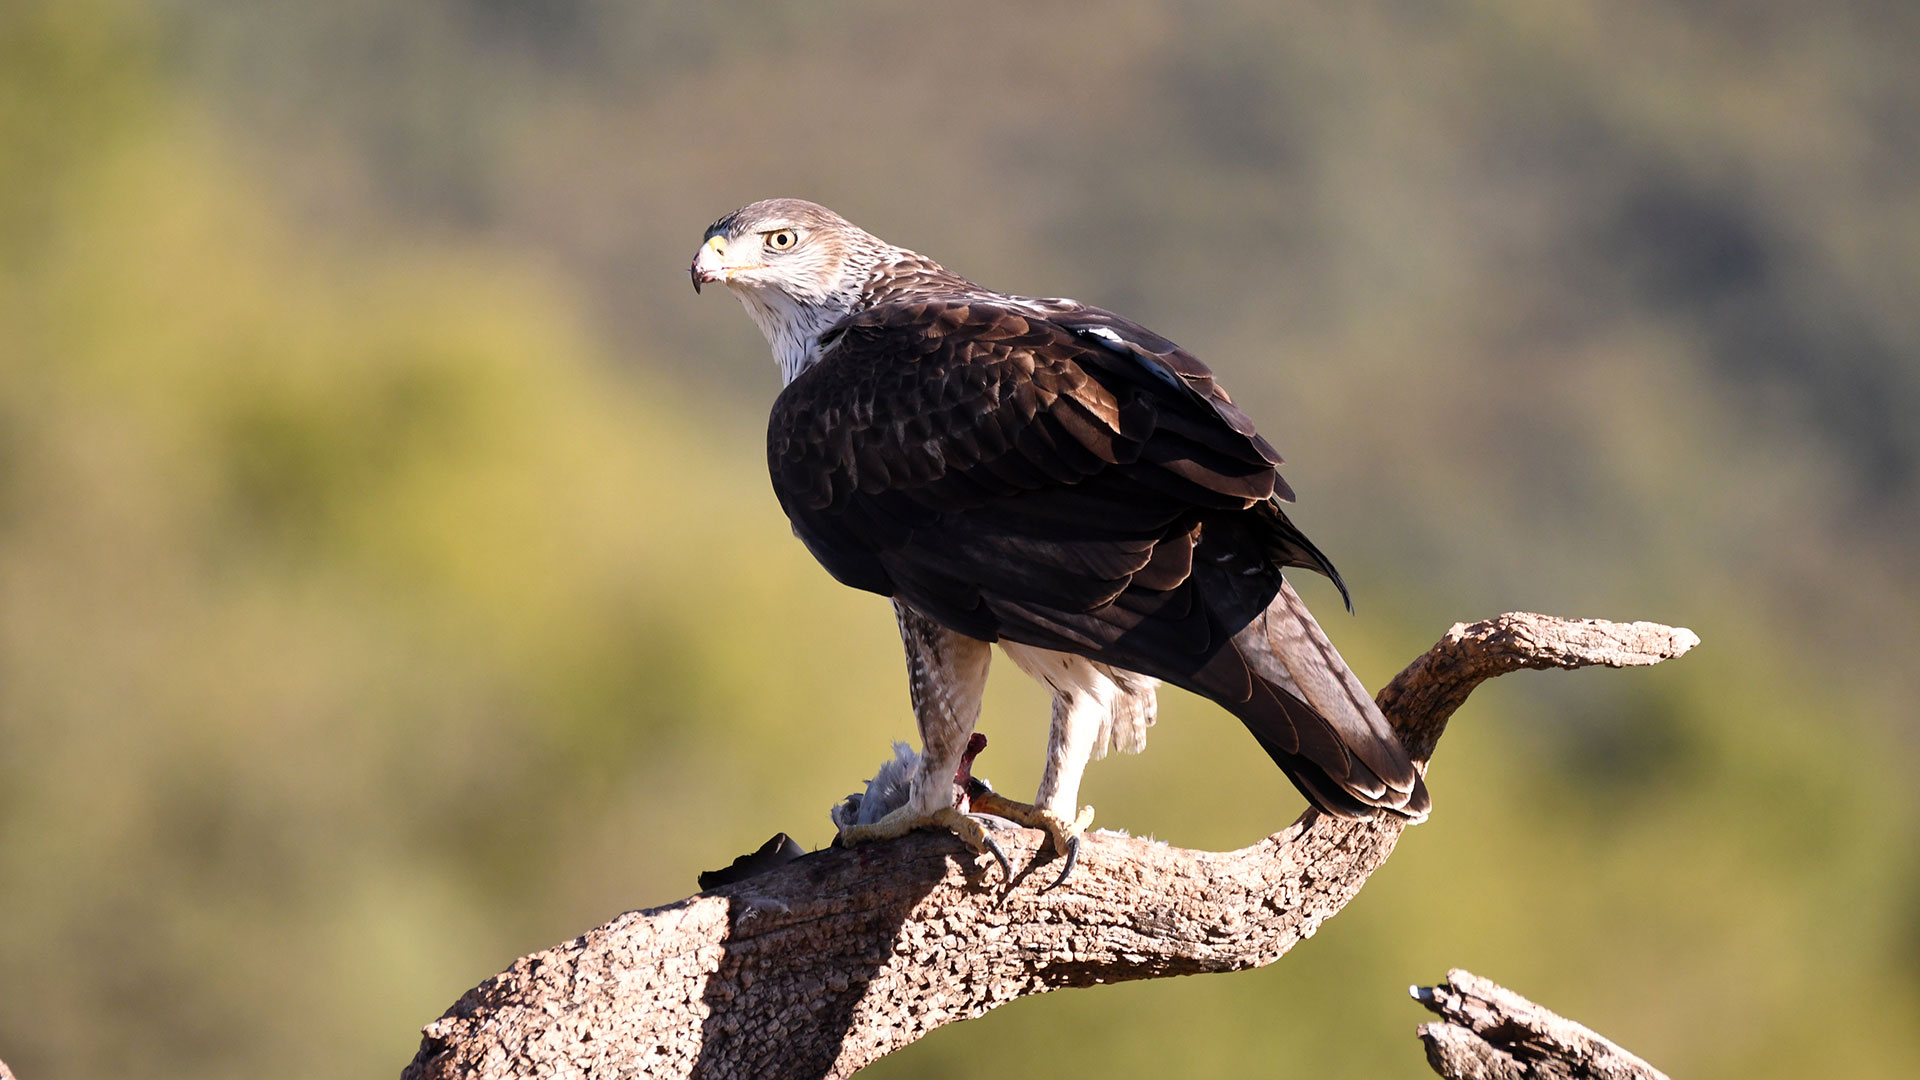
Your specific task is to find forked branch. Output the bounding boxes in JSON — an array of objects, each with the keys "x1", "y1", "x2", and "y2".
[{"x1": 402, "y1": 614, "x2": 1697, "y2": 1080}]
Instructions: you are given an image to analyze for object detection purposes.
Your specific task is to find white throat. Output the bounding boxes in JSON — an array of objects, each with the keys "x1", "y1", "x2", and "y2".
[{"x1": 732, "y1": 285, "x2": 853, "y2": 386}]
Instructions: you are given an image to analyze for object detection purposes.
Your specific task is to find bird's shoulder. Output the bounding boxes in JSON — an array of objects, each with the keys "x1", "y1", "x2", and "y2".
[
  {"x1": 783, "y1": 288, "x2": 1267, "y2": 426},
  {"x1": 767, "y1": 289, "x2": 1288, "y2": 511}
]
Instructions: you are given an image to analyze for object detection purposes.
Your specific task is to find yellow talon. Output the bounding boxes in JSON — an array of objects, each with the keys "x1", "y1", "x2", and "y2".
[
  {"x1": 837, "y1": 804, "x2": 1012, "y2": 881},
  {"x1": 969, "y1": 793, "x2": 1095, "y2": 858}
]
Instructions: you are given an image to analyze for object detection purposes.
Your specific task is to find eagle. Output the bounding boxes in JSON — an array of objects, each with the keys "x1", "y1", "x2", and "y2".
[{"x1": 692, "y1": 198, "x2": 1426, "y2": 883}]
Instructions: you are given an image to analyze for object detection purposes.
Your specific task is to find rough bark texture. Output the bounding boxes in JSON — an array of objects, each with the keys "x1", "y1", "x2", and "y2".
[
  {"x1": 1413, "y1": 969, "x2": 1671, "y2": 1080},
  {"x1": 403, "y1": 613, "x2": 1696, "y2": 1080}
]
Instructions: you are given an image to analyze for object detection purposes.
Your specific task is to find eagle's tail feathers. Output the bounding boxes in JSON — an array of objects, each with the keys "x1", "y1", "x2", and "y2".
[{"x1": 1219, "y1": 581, "x2": 1429, "y2": 820}]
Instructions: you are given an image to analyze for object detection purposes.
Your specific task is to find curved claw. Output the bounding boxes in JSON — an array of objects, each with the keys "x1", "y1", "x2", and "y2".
[
  {"x1": 1043, "y1": 832, "x2": 1080, "y2": 892},
  {"x1": 976, "y1": 824, "x2": 1012, "y2": 883}
]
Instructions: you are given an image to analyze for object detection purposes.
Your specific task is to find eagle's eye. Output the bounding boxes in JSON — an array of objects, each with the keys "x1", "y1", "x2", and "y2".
[{"x1": 765, "y1": 229, "x2": 798, "y2": 252}]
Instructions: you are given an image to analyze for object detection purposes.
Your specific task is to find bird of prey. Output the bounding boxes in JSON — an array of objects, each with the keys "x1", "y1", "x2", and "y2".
[{"x1": 692, "y1": 198, "x2": 1427, "y2": 882}]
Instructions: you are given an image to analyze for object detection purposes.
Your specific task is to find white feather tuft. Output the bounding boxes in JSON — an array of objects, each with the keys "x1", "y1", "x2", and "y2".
[{"x1": 829, "y1": 741, "x2": 920, "y2": 831}]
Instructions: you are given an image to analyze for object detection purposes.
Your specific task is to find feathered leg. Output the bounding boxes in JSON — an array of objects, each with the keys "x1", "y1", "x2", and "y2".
[
  {"x1": 836, "y1": 601, "x2": 1010, "y2": 879},
  {"x1": 985, "y1": 644, "x2": 1140, "y2": 887},
  {"x1": 1035, "y1": 690, "x2": 1104, "y2": 829}
]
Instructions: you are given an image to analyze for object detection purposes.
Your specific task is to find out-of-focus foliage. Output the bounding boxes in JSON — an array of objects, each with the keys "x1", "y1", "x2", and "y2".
[{"x1": 2, "y1": 2, "x2": 1916, "y2": 1078}]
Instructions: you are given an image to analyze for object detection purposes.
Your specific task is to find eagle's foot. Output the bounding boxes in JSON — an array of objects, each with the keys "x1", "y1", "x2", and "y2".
[
  {"x1": 967, "y1": 791, "x2": 1095, "y2": 889},
  {"x1": 837, "y1": 803, "x2": 1012, "y2": 882}
]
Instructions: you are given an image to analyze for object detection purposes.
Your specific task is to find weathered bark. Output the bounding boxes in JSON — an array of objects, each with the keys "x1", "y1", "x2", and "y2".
[
  {"x1": 1413, "y1": 969, "x2": 1670, "y2": 1080},
  {"x1": 403, "y1": 614, "x2": 1697, "y2": 1080}
]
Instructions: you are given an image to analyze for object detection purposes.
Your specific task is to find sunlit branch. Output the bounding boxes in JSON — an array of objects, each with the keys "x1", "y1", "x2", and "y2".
[{"x1": 402, "y1": 613, "x2": 1696, "y2": 1080}]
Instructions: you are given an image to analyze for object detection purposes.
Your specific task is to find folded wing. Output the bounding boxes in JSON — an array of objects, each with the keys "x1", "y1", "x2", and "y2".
[{"x1": 768, "y1": 297, "x2": 1426, "y2": 817}]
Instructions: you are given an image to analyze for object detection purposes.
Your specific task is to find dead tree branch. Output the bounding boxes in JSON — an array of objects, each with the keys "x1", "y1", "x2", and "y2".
[
  {"x1": 402, "y1": 614, "x2": 1697, "y2": 1080},
  {"x1": 1413, "y1": 969, "x2": 1670, "y2": 1080}
]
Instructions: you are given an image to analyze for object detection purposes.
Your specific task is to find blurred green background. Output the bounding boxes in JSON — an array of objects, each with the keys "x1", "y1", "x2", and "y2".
[{"x1": 3, "y1": 2, "x2": 1917, "y2": 1077}]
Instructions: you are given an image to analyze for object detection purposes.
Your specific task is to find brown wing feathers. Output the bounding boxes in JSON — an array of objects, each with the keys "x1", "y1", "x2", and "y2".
[{"x1": 768, "y1": 296, "x2": 1424, "y2": 818}]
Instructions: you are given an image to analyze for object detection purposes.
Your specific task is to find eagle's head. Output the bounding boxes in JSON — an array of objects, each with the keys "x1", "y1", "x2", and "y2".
[{"x1": 691, "y1": 198, "x2": 898, "y2": 382}]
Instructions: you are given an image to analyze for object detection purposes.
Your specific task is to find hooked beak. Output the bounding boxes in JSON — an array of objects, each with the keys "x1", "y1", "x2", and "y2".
[
  {"x1": 690, "y1": 234, "x2": 768, "y2": 294},
  {"x1": 690, "y1": 235, "x2": 726, "y2": 294}
]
